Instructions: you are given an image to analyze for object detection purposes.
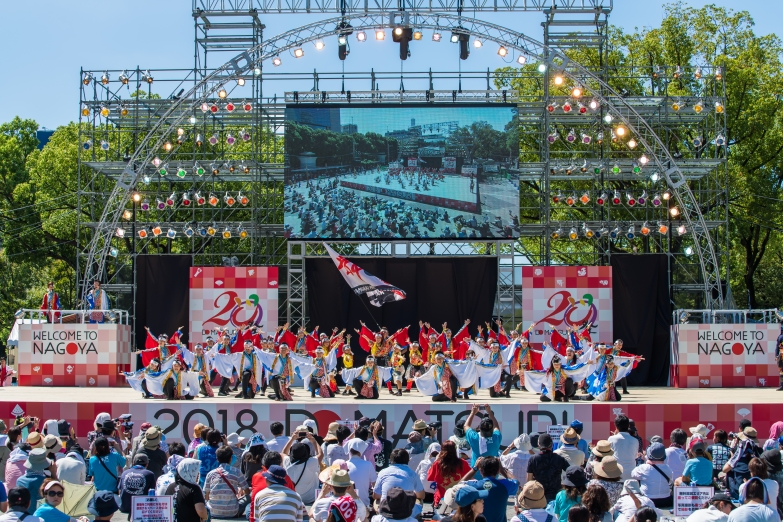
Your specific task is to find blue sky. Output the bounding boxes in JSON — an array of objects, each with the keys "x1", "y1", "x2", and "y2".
[{"x1": 2, "y1": 1, "x2": 775, "y2": 129}]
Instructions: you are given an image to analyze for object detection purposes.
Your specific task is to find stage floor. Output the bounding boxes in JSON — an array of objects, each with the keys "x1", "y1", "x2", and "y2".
[{"x1": 2, "y1": 385, "x2": 779, "y2": 404}]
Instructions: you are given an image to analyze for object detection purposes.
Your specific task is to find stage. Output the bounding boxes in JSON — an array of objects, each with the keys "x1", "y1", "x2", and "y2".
[{"x1": 3, "y1": 386, "x2": 780, "y2": 448}]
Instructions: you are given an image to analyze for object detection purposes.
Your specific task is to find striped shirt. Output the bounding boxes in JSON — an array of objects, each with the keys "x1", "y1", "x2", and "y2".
[
  {"x1": 254, "y1": 483, "x2": 305, "y2": 522},
  {"x1": 204, "y1": 464, "x2": 248, "y2": 517}
]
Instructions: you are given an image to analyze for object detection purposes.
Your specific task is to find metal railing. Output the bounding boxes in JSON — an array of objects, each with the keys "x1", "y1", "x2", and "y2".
[
  {"x1": 672, "y1": 309, "x2": 780, "y2": 325},
  {"x1": 16, "y1": 309, "x2": 130, "y2": 325}
]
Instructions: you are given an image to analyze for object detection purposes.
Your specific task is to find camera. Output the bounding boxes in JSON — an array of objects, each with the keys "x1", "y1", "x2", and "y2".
[
  {"x1": 115, "y1": 414, "x2": 133, "y2": 432},
  {"x1": 728, "y1": 431, "x2": 736, "y2": 439},
  {"x1": 427, "y1": 421, "x2": 442, "y2": 431}
]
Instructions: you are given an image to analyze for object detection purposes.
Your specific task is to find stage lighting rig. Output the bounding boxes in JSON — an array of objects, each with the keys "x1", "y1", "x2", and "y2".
[
  {"x1": 336, "y1": 21, "x2": 353, "y2": 61},
  {"x1": 450, "y1": 29, "x2": 470, "y2": 60},
  {"x1": 392, "y1": 25, "x2": 413, "y2": 60}
]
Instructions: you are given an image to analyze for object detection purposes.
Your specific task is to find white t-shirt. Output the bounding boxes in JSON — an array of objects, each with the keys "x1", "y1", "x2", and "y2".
[
  {"x1": 347, "y1": 455, "x2": 378, "y2": 506},
  {"x1": 686, "y1": 505, "x2": 729, "y2": 522},
  {"x1": 631, "y1": 462, "x2": 673, "y2": 499},
  {"x1": 415, "y1": 458, "x2": 435, "y2": 493},
  {"x1": 0, "y1": 512, "x2": 42, "y2": 522},
  {"x1": 665, "y1": 446, "x2": 688, "y2": 479},
  {"x1": 266, "y1": 435, "x2": 291, "y2": 454},
  {"x1": 512, "y1": 509, "x2": 561, "y2": 522},
  {"x1": 284, "y1": 455, "x2": 321, "y2": 504},
  {"x1": 311, "y1": 494, "x2": 367, "y2": 522},
  {"x1": 611, "y1": 494, "x2": 656, "y2": 522},
  {"x1": 739, "y1": 478, "x2": 780, "y2": 507},
  {"x1": 608, "y1": 432, "x2": 639, "y2": 480},
  {"x1": 501, "y1": 451, "x2": 532, "y2": 483},
  {"x1": 727, "y1": 503, "x2": 781, "y2": 522}
]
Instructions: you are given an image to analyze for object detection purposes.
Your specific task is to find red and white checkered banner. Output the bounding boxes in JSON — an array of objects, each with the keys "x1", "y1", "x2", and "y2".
[
  {"x1": 521, "y1": 266, "x2": 613, "y2": 347},
  {"x1": 16, "y1": 324, "x2": 132, "y2": 386},
  {"x1": 189, "y1": 267, "x2": 278, "y2": 346},
  {"x1": 670, "y1": 324, "x2": 779, "y2": 387}
]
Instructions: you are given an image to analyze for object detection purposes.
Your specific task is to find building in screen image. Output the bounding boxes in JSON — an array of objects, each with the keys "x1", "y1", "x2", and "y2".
[{"x1": 284, "y1": 105, "x2": 520, "y2": 239}]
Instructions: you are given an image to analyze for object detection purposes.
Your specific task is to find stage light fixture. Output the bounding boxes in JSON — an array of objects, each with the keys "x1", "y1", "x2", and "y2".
[
  {"x1": 693, "y1": 136, "x2": 703, "y2": 147},
  {"x1": 208, "y1": 133, "x2": 219, "y2": 146},
  {"x1": 662, "y1": 190, "x2": 671, "y2": 200},
  {"x1": 715, "y1": 134, "x2": 726, "y2": 147},
  {"x1": 357, "y1": 30, "x2": 367, "y2": 41},
  {"x1": 224, "y1": 192, "x2": 236, "y2": 206},
  {"x1": 670, "y1": 206, "x2": 680, "y2": 217},
  {"x1": 163, "y1": 141, "x2": 172, "y2": 152},
  {"x1": 450, "y1": 32, "x2": 459, "y2": 43},
  {"x1": 109, "y1": 247, "x2": 119, "y2": 258},
  {"x1": 597, "y1": 193, "x2": 607, "y2": 206},
  {"x1": 568, "y1": 227, "x2": 578, "y2": 240},
  {"x1": 652, "y1": 65, "x2": 661, "y2": 79},
  {"x1": 152, "y1": 157, "x2": 162, "y2": 168},
  {"x1": 392, "y1": 27, "x2": 413, "y2": 60},
  {"x1": 577, "y1": 102, "x2": 587, "y2": 115},
  {"x1": 571, "y1": 85, "x2": 582, "y2": 98},
  {"x1": 715, "y1": 101, "x2": 724, "y2": 113},
  {"x1": 616, "y1": 126, "x2": 626, "y2": 137},
  {"x1": 566, "y1": 129, "x2": 576, "y2": 143},
  {"x1": 207, "y1": 224, "x2": 217, "y2": 236},
  {"x1": 580, "y1": 160, "x2": 590, "y2": 172},
  {"x1": 210, "y1": 102, "x2": 219, "y2": 114},
  {"x1": 80, "y1": 140, "x2": 91, "y2": 151},
  {"x1": 671, "y1": 99, "x2": 683, "y2": 111},
  {"x1": 547, "y1": 130, "x2": 558, "y2": 143},
  {"x1": 315, "y1": 39, "x2": 325, "y2": 50},
  {"x1": 211, "y1": 163, "x2": 220, "y2": 175},
  {"x1": 604, "y1": 113, "x2": 613, "y2": 123},
  {"x1": 195, "y1": 192, "x2": 206, "y2": 205},
  {"x1": 562, "y1": 101, "x2": 572, "y2": 113},
  {"x1": 628, "y1": 139, "x2": 637, "y2": 149},
  {"x1": 678, "y1": 224, "x2": 687, "y2": 235},
  {"x1": 243, "y1": 101, "x2": 252, "y2": 112},
  {"x1": 546, "y1": 102, "x2": 558, "y2": 113},
  {"x1": 100, "y1": 71, "x2": 110, "y2": 85},
  {"x1": 198, "y1": 226, "x2": 208, "y2": 237},
  {"x1": 239, "y1": 192, "x2": 249, "y2": 206},
  {"x1": 272, "y1": 56, "x2": 282, "y2": 66},
  {"x1": 152, "y1": 225, "x2": 162, "y2": 237},
  {"x1": 223, "y1": 228, "x2": 232, "y2": 239},
  {"x1": 640, "y1": 222, "x2": 650, "y2": 236},
  {"x1": 237, "y1": 77, "x2": 246, "y2": 86},
  {"x1": 167, "y1": 228, "x2": 176, "y2": 239},
  {"x1": 228, "y1": 162, "x2": 236, "y2": 173},
  {"x1": 650, "y1": 172, "x2": 660, "y2": 182},
  {"x1": 140, "y1": 199, "x2": 150, "y2": 211},
  {"x1": 208, "y1": 193, "x2": 219, "y2": 206},
  {"x1": 517, "y1": 55, "x2": 527, "y2": 65},
  {"x1": 218, "y1": 87, "x2": 228, "y2": 98},
  {"x1": 185, "y1": 225, "x2": 194, "y2": 238},
  {"x1": 432, "y1": 31, "x2": 441, "y2": 42},
  {"x1": 238, "y1": 227, "x2": 248, "y2": 239},
  {"x1": 684, "y1": 245, "x2": 694, "y2": 256},
  {"x1": 158, "y1": 163, "x2": 168, "y2": 176},
  {"x1": 242, "y1": 163, "x2": 250, "y2": 174},
  {"x1": 201, "y1": 102, "x2": 209, "y2": 113},
  {"x1": 638, "y1": 191, "x2": 647, "y2": 205},
  {"x1": 626, "y1": 225, "x2": 636, "y2": 239},
  {"x1": 473, "y1": 38, "x2": 482, "y2": 48},
  {"x1": 240, "y1": 129, "x2": 251, "y2": 142},
  {"x1": 537, "y1": 63, "x2": 547, "y2": 73},
  {"x1": 497, "y1": 46, "x2": 508, "y2": 57},
  {"x1": 177, "y1": 133, "x2": 187, "y2": 146},
  {"x1": 612, "y1": 191, "x2": 621, "y2": 205},
  {"x1": 138, "y1": 228, "x2": 148, "y2": 239},
  {"x1": 142, "y1": 70, "x2": 153, "y2": 84},
  {"x1": 715, "y1": 67, "x2": 723, "y2": 80},
  {"x1": 293, "y1": 47, "x2": 304, "y2": 58},
  {"x1": 639, "y1": 155, "x2": 649, "y2": 165},
  {"x1": 611, "y1": 163, "x2": 621, "y2": 175},
  {"x1": 610, "y1": 226, "x2": 621, "y2": 239},
  {"x1": 394, "y1": 26, "x2": 403, "y2": 37},
  {"x1": 80, "y1": 105, "x2": 90, "y2": 117},
  {"x1": 589, "y1": 98, "x2": 599, "y2": 110},
  {"x1": 100, "y1": 140, "x2": 110, "y2": 151},
  {"x1": 553, "y1": 73, "x2": 564, "y2": 85},
  {"x1": 194, "y1": 162, "x2": 205, "y2": 176},
  {"x1": 552, "y1": 193, "x2": 562, "y2": 204},
  {"x1": 593, "y1": 162, "x2": 605, "y2": 174},
  {"x1": 580, "y1": 192, "x2": 590, "y2": 205},
  {"x1": 658, "y1": 222, "x2": 669, "y2": 234},
  {"x1": 165, "y1": 192, "x2": 176, "y2": 207},
  {"x1": 583, "y1": 224, "x2": 594, "y2": 238},
  {"x1": 119, "y1": 71, "x2": 129, "y2": 84},
  {"x1": 225, "y1": 101, "x2": 235, "y2": 112},
  {"x1": 413, "y1": 29, "x2": 423, "y2": 40},
  {"x1": 226, "y1": 133, "x2": 236, "y2": 146},
  {"x1": 131, "y1": 192, "x2": 142, "y2": 203},
  {"x1": 566, "y1": 194, "x2": 576, "y2": 206},
  {"x1": 376, "y1": 29, "x2": 385, "y2": 40},
  {"x1": 673, "y1": 65, "x2": 682, "y2": 79},
  {"x1": 631, "y1": 162, "x2": 641, "y2": 174},
  {"x1": 182, "y1": 192, "x2": 191, "y2": 206},
  {"x1": 82, "y1": 72, "x2": 93, "y2": 85},
  {"x1": 254, "y1": 67, "x2": 261, "y2": 75},
  {"x1": 100, "y1": 105, "x2": 110, "y2": 117},
  {"x1": 626, "y1": 192, "x2": 636, "y2": 206},
  {"x1": 115, "y1": 227, "x2": 126, "y2": 238},
  {"x1": 551, "y1": 227, "x2": 562, "y2": 239}
]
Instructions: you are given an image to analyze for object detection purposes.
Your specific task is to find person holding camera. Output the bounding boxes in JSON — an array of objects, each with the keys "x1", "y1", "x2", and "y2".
[
  {"x1": 464, "y1": 405, "x2": 501, "y2": 467},
  {"x1": 281, "y1": 430, "x2": 323, "y2": 504}
]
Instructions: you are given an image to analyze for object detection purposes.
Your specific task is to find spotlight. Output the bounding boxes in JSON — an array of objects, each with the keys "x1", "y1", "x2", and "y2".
[
  {"x1": 670, "y1": 207, "x2": 680, "y2": 217},
  {"x1": 100, "y1": 72, "x2": 110, "y2": 85},
  {"x1": 673, "y1": 65, "x2": 682, "y2": 79},
  {"x1": 589, "y1": 98, "x2": 599, "y2": 110},
  {"x1": 207, "y1": 224, "x2": 217, "y2": 236},
  {"x1": 693, "y1": 136, "x2": 703, "y2": 147},
  {"x1": 254, "y1": 67, "x2": 261, "y2": 75},
  {"x1": 166, "y1": 192, "x2": 176, "y2": 206},
  {"x1": 551, "y1": 227, "x2": 562, "y2": 239},
  {"x1": 238, "y1": 227, "x2": 248, "y2": 239},
  {"x1": 357, "y1": 31, "x2": 367, "y2": 41},
  {"x1": 473, "y1": 39, "x2": 483, "y2": 48},
  {"x1": 138, "y1": 228, "x2": 148, "y2": 239},
  {"x1": 243, "y1": 101, "x2": 252, "y2": 112},
  {"x1": 715, "y1": 134, "x2": 726, "y2": 147},
  {"x1": 639, "y1": 155, "x2": 649, "y2": 165},
  {"x1": 115, "y1": 228, "x2": 125, "y2": 238},
  {"x1": 566, "y1": 194, "x2": 576, "y2": 206},
  {"x1": 593, "y1": 162, "x2": 605, "y2": 174},
  {"x1": 626, "y1": 192, "x2": 636, "y2": 206},
  {"x1": 580, "y1": 160, "x2": 590, "y2": 173},
  {"x1": 228, "y1": 162, "x2": 235, "y2": 173},
  {"x1": 497, "y1": 46, "x2": 508, "y2": 57},
  {"x1": 628, "y1": 139, "x2": 637, "y2": 149},
  {"x1": 537, "y1": 63, "x2": 547, "y2": 73},
  {"x1": 208, "y1": 193, "x2": 219, "y2": 206},
  {"x1": 715, "y1": 101, "x2": 724, "y2": 113},
  {"x1": 552, "y1": 193, "x2": 562, "y2": 204},
  {"x1": 239, "y1": 192, "x2": 249, "y2": 206},
  {"x1": 450, "y1": 32, "x2": 459, "y2": 43},
  {"x1": 315, "y1": 39, "x2": 325, "y2": 50},
  {"x1": 583, "y1": 224, "x2": 594, "y2": 238},
  {"x1": 210, "y1": 103, "x2": 219, "y2": 113},
  {"x1": 603, "y1": 113, "x2": 613, "y2": 123},
  {"x1": 210, "y1": 162, "x2": 220, "y2": 175},
  {"x1": 671, "y1": 99, "x2": 683, "y2": 111},
  {"x1": 100, "y1": 140, "x2": 110, "y2": 151},
  {"x1": 547, "y1": 131, "x2": 558, "y2": 143},
  {"x1": 241, "y1": 163, "x2": 250, "y2": 174},
  {"x1": 517, "y1": 55, "x2": 527, "y2": 65},
  {"x1": 658, "y1": 222, "x2": 669, "y2": 234},
  {"x1": 209, "y1": 134, "x2": 219, "y2": 146},
  {"x1": 612, "y1": 191, "x2": 621, "y2": 205},
  {"x1": 194, "y1": 162, "x2": 205, "y2": 176},
  {"x1": 132, "y1": 192, "x2": 141, "y2": 203},
  {"x1": 196, "y1": 134, "x2": 204, "y2": 147},
  {"x1": 554, "y1": 74, "x2": 564, "y2": 85},
  {"x1": 140, "y1": 199, "x2": 150, "y2": 211},
  {"x1": 394, "y1": 26, "x2": 403, "y2": 37},
  {"x1": 652, "y1": 194, "x2": 662, "y2": 207},
  {"x1": 224, "y1": 192, "x2": 236, "y2": 206},
  {"x1": 392, "y1": 27, "x2": 413, "y2": 60},
  {"x1": 652, "y1": 65, "x2": 662, "y2": 79},
  {"x1": 158, "y1": 163, "x2": 168, "y2": 176},
  {"x1": 81, "y1": 105, "x2": 90, "y2": 117},
  {"x1": 241, "y1": 129, "x2": 251, "y2": 141},
  {"x1": 638, "y1": 191, "x2": 647, "y2": 205},
  {"x1": 640, "y1": 222, "x2": 650, "y2": 236},
  {"x1": 376, "y1": 29, "x2": 385, "y2": 40},
  {"x1": 182, "y1": 192, "x2": 191, "y2": 206},
  {"x1": 152, "y1": 225, "x2": 162, "y2": 237},
  {"x1": 626, "y1": 225, "x2": 636, "y2": 239},
  {"x1": 217, "y1": 88, "x2": 228, "y2": 98},
  {"x1": 198, "y1": 226, "x2": 208, "y2": 237},
  {"x1": 597, "y1": 193, "x2": 607, "y2": 206},
  {"x1": 684, "y1": 245, "x2": 694, "y2": 256},
  {"x1": 272, "y1": 56, "x2": 282, "y2": 67},
  {"x1": 152, "y1": 157, "x2": 162, "y2": 168},
  {"x1": 142, "y1": 70, "x2": 153, "y2": 84},
  {"x1": 569, "y1": 227, "x2": 578, "y2": 240},
  {"x1": 663, "y1": 190, "x2": 671, "y2": 200},
  {"x1": 612, "y1": 163, "x2": 621, "y2": 174},
  {"x1": 107, "y1": 247, "x2": 117, "y2": 258},
  {"x1": 577, "y1": 103, "x2": 587, "y2": 114},
  {"x1": 580, "y1": 192, "x2": 590, "y2": 205},
  {"x1": 195, "y1": 192, "x2": 206, "y2": 205},
  {"x1": 338, "y1": 33, "x2": 349, "y2": 60},
  {"x1": 610, "y1": 226, "x2": 621, "y2": 239},
  {"x1": 650, "y1": 172, "x2": 660, "y2": 182},
  {"x1": 100, "y1": 105, "x2": 110, "y2": 117},
  {"x1": 571, "y1": 85, "x2": 582, "y2": 98},
  {"x1": 167, "y1": 228, "x2": 176, "y2": 239},
  {"x1": 293, "y1": 48, "x2": 304, "y2": 58},
  {"x1": 566, "y1": 129, "x2": 576, "y2": 143},
  {"x1": 562, "y1": 101, "x2": 572, "y2": 113},
  {"x1": 223, "y1": 228, "x2": 232, "y2": 239},
  {"x1": 715, "y1": 67, "x2": 723, "y2": 80},
  {"x1": 632, "y1": 162, "x2": 642, "y2": 174},
  {"x1": 413, "y1": 29, "x2": 423, "y2": 40},
  {"x1": 225, "y1": 101, "x2": 235, "y2": 112},
  {"x1": 163, "y1": 141, "x2": 172, "y2": 152},
  {"x1": 546, "y1": 102, "x2": 558, "y2": 113},
  {"x1": 184, "y1": 225, "x2": 194, "y2": 238},
  {"x1": 694, "y1": 66, "x2": 703, "y2": 79},
  {"x1": 226, "y1": 133, "x2": 236, "y2": 146},
  {"x1": 82, "y1": 72, "x2": 93, "y2": 85},
  {"x1": 119, "y1": 71, "x2": 129, "y2": 84},
  {"x1": 616, "y1": 126, "x2": 626, "y2": 137},
  {"x1": 237, "y1": 77, "x2": 246, "y2": 86},
  {"x1": 678, "y1": 224, "x2": 687, "y2": 235},
  {"x1": 432, "y1": 31, "x2": 441, "y2": 42}
]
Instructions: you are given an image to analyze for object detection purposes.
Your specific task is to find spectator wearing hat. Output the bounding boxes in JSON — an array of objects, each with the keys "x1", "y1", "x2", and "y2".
[
  {"x1": 440, "y1": 485, "x2": 489, "y2": 522},
  {"x1": 88, "y1": 490, "x2": 120, "y2": 521},
  {"x1": 136, "y1": 426, "x2": 167, "y2": 480},
  {"x1": 631, "y1": 442, "x2": 673, "y2": 508},
  {"x1": 415, "y1": 442, "x2": 441, "y2": 502},
  {"x1": 372, "y1": 487, "x2": 419, "y2": 522},
  {"x1": 585, "y1": 440, "x2": 614, "y2": 481},
  {"x1": 156, "y1": 442, "x2": 186, "y2": 495},
  {"x1": 56, "y1": 448, "x2": 86, "y2": 486},
  {"x1": 282, "y1": 429, "x2": 323, "y2": 504},
  {"x1": 5, "y1": 438, "x2": 31, "y2": 490},
  {"x1": 552, "y1": 466, "x2": 587, "y2": 521},
  {"x1": 723, "y1": 427, "x2": 762, "y2": 500},
  {"x1": 582, "y1": 484, "x2": 612, "y2": 522},
  {"x1": 128, "y1": 421, "x2": 152, "y2": 462},
  {"x1": 666, "y1": 428, "x2": 689, "y2": 481},
  {"x1": 118, "y1": 454, "x2": 155, "y2": 514},
  {"x1": 728, "y1": 476, "x2": 780, "y2": 522},
  {"x1": 405, "y1": 432, "x2": 427, "y2": 472},
  {"x1": 43, "y1": 434, "x2": 64, "y2": 463},
  {"x1": 312, "y1": 467, "x2": 367, "y2": 522},
  {"x1": 707, "y1": 430, "x2": 732, "y2": 482},
  {"x1": 685, "y1": 492, "x2": 735, "y2": 522},
  {"x1": 187, "y1": 423, "x2": 207, "y2": 457},
  {"x1": 346, "y1": 438, "x2": 377, "y2": 507},
  {"x1": 26, "y1": 431, "x2": 45, "y2": 451},
  {"x1": 608, "y1": 415, "x2": 638, "y2": 481},
  {"x1": 676, "y1": 439, "x2": 714, "y2": 487},
  {"x1": 463, "y1": 456, "x2": 519, "y2": 522},
  {"x1": 0, "y1": 487, "x2": 40, "y2": 522},
  {"x1": 428, "y1": 440, "x2": 471, "y2": 507},
  {"x1": 555, "y1": 428, "x2": 585, "y2": 468},
  {"x1": 412, "y1": 420, "x2": 435, "y2": 449},
  {"x1": 737, "y1": 457, "x2": 779, "y2": 508},
  {"x1": 587, "y1": 454, "x2": 625, "y2": 506},
  {"x1": 500, "y1": 434, "x2": 533, "y2": 483},
  {"x1": 254, "y1": 465, "x2": 305, "y2": 522},
  {"x1": 761, "y1": 448, "x2": 783, "y2": 513},
  {"x1": 374, "y1": 448, "x2": 425, "y2": 505},
  {"x1": 16, "y1": 448, "x2": 52, "y2": 515},
  {"x1": 87, "y1": 413, "x2": 111, "y2": 447},
  {"x1": 204, "y1": 445, "x2": 250, "y2": 517},
  {"x1": 570, "y1": 420, "x2": 591, "y2": 461},
  {"x1": 241, "y1": 434, "x2": 268, "y2": 484},
  {"x1": 226, "y1": 432, "x2": 248, "y2": 462},
  {"x1": 527, "y1": 433, "x2": 569, "y2": 502},
  {"x1": 165, "y1": 458, "x2": 208, "y2": 521},
  {"x1": 513, "y1": 481, "x2": 553, "y2": 522},
  {"x1": 610, "y1": 479, "x2": 655, "y2": 522},
  {"x1": 464, "y1": 405, "x2": 502, "y2": 468}
]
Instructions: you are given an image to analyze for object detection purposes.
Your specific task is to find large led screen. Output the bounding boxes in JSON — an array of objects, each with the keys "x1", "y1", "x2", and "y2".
[{"x1": 284, "y1": 105, "x2": 519, "y2": 239}]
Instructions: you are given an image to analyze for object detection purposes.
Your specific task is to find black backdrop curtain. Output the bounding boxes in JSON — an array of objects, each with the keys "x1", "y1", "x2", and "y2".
[
  {"x1": 135, "y1": 255, "x2": 192, "y2": 353},
  {"x1": 611, "y1": 255, "x2": 671, "y2": 385},
  {"x1": 306, "y1": 257, "x2": 497, "y2": 365}
]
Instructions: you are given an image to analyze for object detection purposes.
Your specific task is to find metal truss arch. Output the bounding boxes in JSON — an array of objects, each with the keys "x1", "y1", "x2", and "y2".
[{"x1": 83, "y1": 11, "x2": 723, "y2": 309}]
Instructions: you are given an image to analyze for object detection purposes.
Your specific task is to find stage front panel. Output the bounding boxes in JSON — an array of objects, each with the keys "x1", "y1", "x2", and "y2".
[
  {"x1": 671, "y1": 324, "x2": 780, "y2": 387},
  {"x1": 189, "y1": 267, "x2": 279, "y2": 345},
  {"x1": 521, "y1": 266, "x2": 613, "y2": 346},
  {"x1": 16, "y1": 324, "x2": 132, "y2": 387}
]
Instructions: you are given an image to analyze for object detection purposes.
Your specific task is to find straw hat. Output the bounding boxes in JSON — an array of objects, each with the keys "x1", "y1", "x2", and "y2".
[
  {"x1": 593, "y1": 455, "x2": 624, "y2": 479},
  {"x1": 324, "y1": 469, "x2": 352, "y2": 488},
  {"x1": 591, "y1": 440, "x2": 613, "y2": 458},
  {"x1": 517, "y1": 481, "x2": 547, "y2": 510},
  {"x1": 560, "y1": 427, "x2": 580, "y2": 445}
]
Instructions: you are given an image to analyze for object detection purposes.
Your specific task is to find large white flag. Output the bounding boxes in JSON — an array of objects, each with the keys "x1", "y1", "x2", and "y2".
[{"x1": 324, "y1": 243, "x2": 407, "y2": 307}]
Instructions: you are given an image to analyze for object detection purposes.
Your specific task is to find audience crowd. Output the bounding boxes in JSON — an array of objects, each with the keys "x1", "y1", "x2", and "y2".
[{"x1": 0, "y1": 409, "x2": 781, "y2": 521}]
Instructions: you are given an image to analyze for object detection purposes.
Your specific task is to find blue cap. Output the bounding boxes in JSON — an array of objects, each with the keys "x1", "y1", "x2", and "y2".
[
  {"x1": 454, "y1": 485, "x2": 489, "y2": 507},
  {"x1": 570, "y1": 419, "x2": 583, "y2": 431}
]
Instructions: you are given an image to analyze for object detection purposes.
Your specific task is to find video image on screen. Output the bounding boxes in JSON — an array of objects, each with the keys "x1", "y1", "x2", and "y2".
[{"x1": 284, "y1": 105, "x2": 519, "y2": 239}]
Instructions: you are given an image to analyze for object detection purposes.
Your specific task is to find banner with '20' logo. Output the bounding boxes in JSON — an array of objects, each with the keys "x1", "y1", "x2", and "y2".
[
  {"x1": 189, "y1": 267, "x2": 278, "y2": 346},
  {"x1": 522, "y1": 266, "x2": 613, "y2": 347}
]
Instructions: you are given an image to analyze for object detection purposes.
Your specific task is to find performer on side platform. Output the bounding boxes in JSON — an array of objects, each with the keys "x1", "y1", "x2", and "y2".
[
  {"x1": 341, "y1": 356, "x2": 392, "y2": 400},
  {"x1": 40, "y1": 282, "x2": 62, "y2": 323},
  {"x1": 0, "y1": 358, "x2": 16, "y2": 387},
  {"x1": 776, "y1": 325, "x2": 783, "y2": 391},
  {"x1": 86, "y1": 280, "x2": 110, "y2": 323},
  {"x1": 179, "y1": 343, "x2": 215, "y2": 397}
]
